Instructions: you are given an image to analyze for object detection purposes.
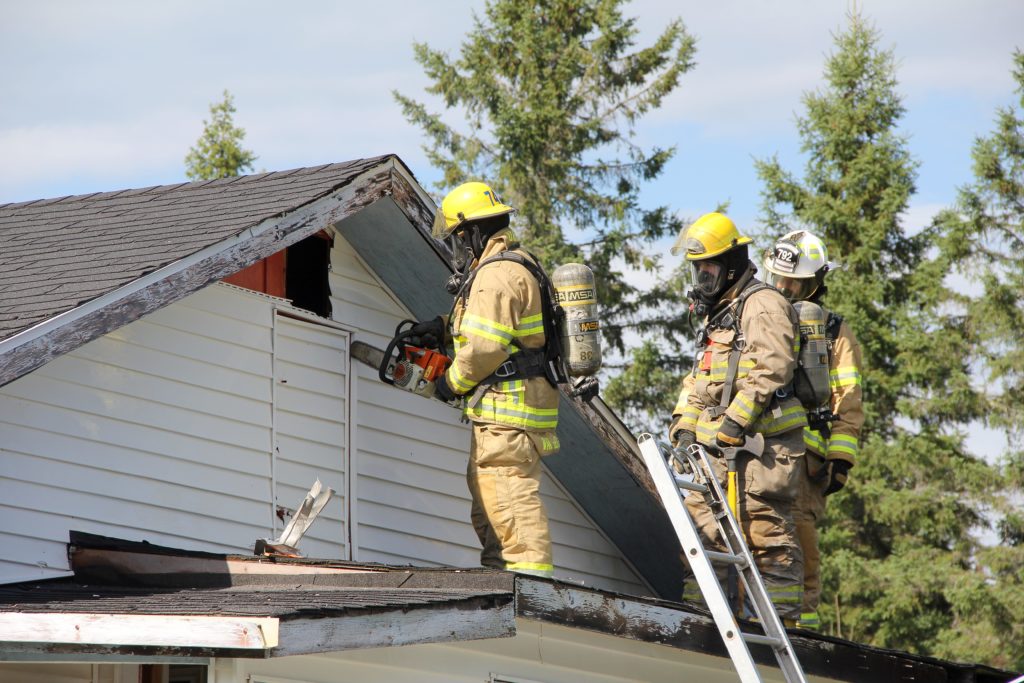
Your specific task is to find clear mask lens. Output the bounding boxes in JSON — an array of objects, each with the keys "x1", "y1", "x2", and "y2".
[
  {"x1": 690, "y1": 260, "x2": 723, "y2": 297},
  {"x1": 767, "y1": 272, "x2": 816, "y2": 300}
]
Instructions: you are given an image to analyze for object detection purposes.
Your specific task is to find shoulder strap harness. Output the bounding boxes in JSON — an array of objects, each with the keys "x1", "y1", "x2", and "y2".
[
  {"x1": 703, "y1": 279, "x2": 783, "y2": 419},
  {"x1": 453, "y1": 251, "x2": 568, "y2": 409}
]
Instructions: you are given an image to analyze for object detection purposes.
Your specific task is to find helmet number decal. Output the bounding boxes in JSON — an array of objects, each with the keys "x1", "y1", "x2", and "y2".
[
  {"x1": 772, "y1": 244, "x2": 799, "y2": 273},
  {"x1": 483, "y1": 190, "x2": 496, "y2": 206}
]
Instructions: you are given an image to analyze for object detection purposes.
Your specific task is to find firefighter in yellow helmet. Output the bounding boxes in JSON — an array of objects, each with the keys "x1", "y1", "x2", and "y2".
[
  {"x1": 411, "y1": 181, "x2": 560, "y2": 578},
  {"x1": 668, "y1": 212, "x2": 805, "y2": 621},
  {"x1": 764, "y1": 230, "x2": 864, "y2": 630}
]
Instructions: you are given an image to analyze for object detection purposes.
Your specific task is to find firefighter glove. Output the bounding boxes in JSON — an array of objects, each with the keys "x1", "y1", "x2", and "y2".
[
  {"x1": 410, "y1": 316, "x2": 445, "y2": 349},
  {"x1": 672, "y1": 427, "x2": 696, "y2": 451},
  {"x1": 715, "y1": 416, "x2": 746, "y2": 448},
  {"x1": 570, "y1": 376, "x2": 599, "y2": 402},
  {"x1": 824, "y1": 460, "x2": 851, "y2": 496},
  {"x1": 434, "y1": 372, "x2": 457, "y2": 403}
]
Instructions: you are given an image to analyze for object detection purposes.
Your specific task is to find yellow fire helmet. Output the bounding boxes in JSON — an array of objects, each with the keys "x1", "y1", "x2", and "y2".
[
  {"x1": 671, "y1": 212, "x2": 753, "y2": 261},
  {"x1": 431, "y1": 181, "x2": 515, "y2": 240}
]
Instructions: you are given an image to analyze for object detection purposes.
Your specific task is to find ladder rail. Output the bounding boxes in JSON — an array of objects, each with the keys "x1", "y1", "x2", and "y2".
[
  {"x1": 638, "y1": 433, "x2": 763, "y2": 681},
  {"x1": 637, "y1": 433, "x2": 808, "y2": 683}
]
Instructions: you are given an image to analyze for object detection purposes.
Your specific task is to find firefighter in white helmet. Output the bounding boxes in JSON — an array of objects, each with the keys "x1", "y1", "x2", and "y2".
[
  {"x1": 410, "y1": 181, "x2": 560, "y2": 578},
  {"x1": 668, "y1": 212, "x2": 805, "y2": 621},
  {"x1": 763, "y1": 229, "x2": 864, "y2": 630}
]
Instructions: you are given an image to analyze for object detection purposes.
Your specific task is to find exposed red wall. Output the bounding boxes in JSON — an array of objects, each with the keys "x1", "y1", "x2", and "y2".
[{"x1": 223, "y1": 250, "x2": 286, "y2": 297}]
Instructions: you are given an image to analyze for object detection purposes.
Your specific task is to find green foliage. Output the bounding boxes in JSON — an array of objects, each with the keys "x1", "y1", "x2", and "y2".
[
  {"x1": 185, "y1": 90, "x2": 257, "y2": 180},
  {"x1": 757, "y1": 12, "x2": 1017, "y2": 667},
  {"x1": 925, "y1": 49, "x2": 1024, "y2": 669},
  {"x1": 601, "y1": 339, "x2": 687, "y2": 433},
  {"x1": 395, "y1": 0, "x2": 697, "y2": 426}
]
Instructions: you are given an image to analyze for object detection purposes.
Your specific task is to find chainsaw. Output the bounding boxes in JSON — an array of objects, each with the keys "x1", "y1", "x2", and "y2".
[{"x1": 350, "y1": 320, "x2": 451, "y2": 399}]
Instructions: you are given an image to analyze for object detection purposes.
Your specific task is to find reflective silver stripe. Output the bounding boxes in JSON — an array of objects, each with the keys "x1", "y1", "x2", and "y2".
[
  {"x1": 828, "y1": 433, "x2": 859, "y2": 457},
  {"x1": 466, "y1": 397, "x2": 558, "y2": 429}
]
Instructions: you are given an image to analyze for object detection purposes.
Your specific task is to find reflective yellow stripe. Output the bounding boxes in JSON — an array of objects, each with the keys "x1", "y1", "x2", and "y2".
[
  {"x1": 506, "y1": 562, "x2": 554, "y2": 576},
  {"x1": 830, "y1": 366, "x2": 861, "y2": 388},
  {"x1": 461, "y1": 313, "x2": 515, "y2": 348},
  {"x1": 798, "y1": 240, "x2": 823, "y2": 260},
  {"x1": 695, "y1": 420, "x2": 719, "y2": 442},
  {"x1": 513, "y1": 313, "x2": 544, "y2": 336},
  {"x1": 730, "y1": 392, "x2": 761, "y2": 422},
  {"x1": 798, "y1": 612, "x2": 821, "y2": 630},
  {"x1": 804, "y1": 427, "x2": 827, "y2": 454},
  {"x1": 495, "y1": 379, "x2": 525, "y2": 392},
  {"x1": 767, "y1": 586, "x2": 802, "y2": 604},
  {"x1": 539, "y1": 434, "x2": 560, "y2": 452},
  {"x1": 465, "y1": 396, "x2": 559, "y2": 429},
  {"x1": 682, "y1": 586, "x2": 705, "y2": 603},
  {"x1": 447, "y1": 363, "x2": 477, "y2": 393},
  {"x1": 697, "y1": 359, "x2": 756, "y2": 381},
  {"x1": 675, "y1": 405, "x2": 700, "y2": 420},
  {"x1": 676, "y1": 412, "x2": 699, "y2": 431},
  {"x1": 828, "y1": 433, "x2": 859, "y2": 457},
  {"x1": 753, "y1": 404, "x2": 808, "y2": 435}
]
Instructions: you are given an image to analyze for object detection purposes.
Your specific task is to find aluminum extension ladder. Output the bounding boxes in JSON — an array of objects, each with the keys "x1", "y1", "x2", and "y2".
[{"x1": 637, "y1": 433, "x2": 807, "y2": 683}]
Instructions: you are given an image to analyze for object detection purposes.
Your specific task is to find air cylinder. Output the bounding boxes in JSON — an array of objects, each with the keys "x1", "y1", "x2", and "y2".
[
  {"x1": 792, "y1": 300, "x2": 831, "y2": 408},
  {"x1": 552, "y1": 263, "x2": 602, "y2": 377}
]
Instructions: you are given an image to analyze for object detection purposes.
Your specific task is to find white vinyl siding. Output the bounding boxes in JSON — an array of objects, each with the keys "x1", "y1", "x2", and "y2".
[
  {"x1": 328, "y1": 234, "x2": 647, "y2": 595},
  {"x1": 272, "y1": 314, "x2": 350, "y2": 559},
  {"x1": 0, "y1": 285, "x2": 350, "y2": 583}
]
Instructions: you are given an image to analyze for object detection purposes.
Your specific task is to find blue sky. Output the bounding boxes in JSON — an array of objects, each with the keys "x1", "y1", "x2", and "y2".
[{"x1": 2, "y1": 0, "x2": 1020, "y2": 231}]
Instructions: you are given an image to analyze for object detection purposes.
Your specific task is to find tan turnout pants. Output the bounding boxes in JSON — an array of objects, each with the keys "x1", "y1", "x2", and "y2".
[
  {"x1": 794, "y1": 450, "x2": 829, "y2": 628},
  {"x1": 467, "y1": 423, "x2": 556, "y2": 576},
  {"x1": 682, "y1": 429, "x2": 805, "y2": 621}
]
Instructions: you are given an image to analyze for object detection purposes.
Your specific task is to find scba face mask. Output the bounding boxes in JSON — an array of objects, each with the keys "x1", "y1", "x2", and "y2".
[
  {"x1": 689, "y1": 259, "x2": 725, "y2": 300},
  {"x1": 446, "y1": 229, "x2": 474, "y2": 274},
  {"x1": 765, "y1": 271, "x2": 819, "y2": 301}
]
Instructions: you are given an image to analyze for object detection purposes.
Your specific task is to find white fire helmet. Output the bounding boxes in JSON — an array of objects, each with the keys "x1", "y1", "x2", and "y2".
[{"x1": 762, "y1": 230, "x2": 836, "y2": 301}]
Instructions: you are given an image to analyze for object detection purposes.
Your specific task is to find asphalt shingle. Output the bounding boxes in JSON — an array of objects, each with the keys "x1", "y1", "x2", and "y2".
[{"x1": 0, "y1": 156, "x2": 390, "y2": 344}]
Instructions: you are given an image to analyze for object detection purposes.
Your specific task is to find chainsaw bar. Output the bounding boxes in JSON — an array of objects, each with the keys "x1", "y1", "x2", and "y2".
[{"x1": 350, "y1": 340, "x2": 386, "y2": 372}]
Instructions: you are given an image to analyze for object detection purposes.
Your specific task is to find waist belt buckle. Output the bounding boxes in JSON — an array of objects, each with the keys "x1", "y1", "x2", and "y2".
[{"x1": 495, "y1": 360, "x2": 517, "y2": 378}]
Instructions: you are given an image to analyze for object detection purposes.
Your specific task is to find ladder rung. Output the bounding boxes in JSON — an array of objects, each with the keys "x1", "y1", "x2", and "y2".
[
  {"x1": 705, "y1": 549, "x2": 746, "y2": 567},
  {"x1": 742, "y1": 632, "x2": 784, "y2": 648},
  {"x1": 673, "y1": 475, "x2": 708, "y2": 493}
]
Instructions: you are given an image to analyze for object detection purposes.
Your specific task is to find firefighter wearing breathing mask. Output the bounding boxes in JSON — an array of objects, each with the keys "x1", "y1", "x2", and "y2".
[
  {"x1": 763, "y1": 230, "x2": 864, "y2": 630},
  {"x1": 667, "y1": 212, "x2": 806, "y2": 622},
  {"x1": 409, "y1": 181, "x2": 559, "y2": 578}
]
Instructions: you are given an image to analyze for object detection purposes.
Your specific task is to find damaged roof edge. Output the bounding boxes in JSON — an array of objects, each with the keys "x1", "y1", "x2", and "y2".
[
  {"x1": 0, "y1": 157, "x2": 412, "y2": 388},
  {"x1": 513, "y1": 578, "x2": 1016, "y2": 683}
]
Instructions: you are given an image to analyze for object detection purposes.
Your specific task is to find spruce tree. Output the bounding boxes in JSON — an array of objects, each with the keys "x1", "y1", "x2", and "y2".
[
  {"x1": 185, "y1": 90, "x2": 258, "y2": 180},
  {"x1": 394, "y1": 0, "x2": 697, "y2": 430},
  {"x1": 756, "y1": 12, "x2": 1013, "y2": 666},
  {"x1": 929, "y1": 50, "x2": 1024, "y2": 669}
]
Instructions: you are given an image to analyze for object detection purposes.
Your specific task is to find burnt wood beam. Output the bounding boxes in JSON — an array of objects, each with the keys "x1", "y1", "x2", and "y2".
[{"x1": 515, "y1": 578, "x2": 954, "y2": 683}]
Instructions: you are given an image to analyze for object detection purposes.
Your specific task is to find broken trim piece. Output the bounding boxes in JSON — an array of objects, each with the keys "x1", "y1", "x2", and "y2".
[
  {"x1": 273, "y1": 599, "x2": 515, "y2": 657},
  {"x1": 0, "y1": 613, "x2": 278, "y2": 650}
]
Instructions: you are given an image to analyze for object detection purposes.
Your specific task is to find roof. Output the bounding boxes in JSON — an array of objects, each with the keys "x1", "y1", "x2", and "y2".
[{"x1": 0, "y1": 533, "x2": 1014, "y2": 682}]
